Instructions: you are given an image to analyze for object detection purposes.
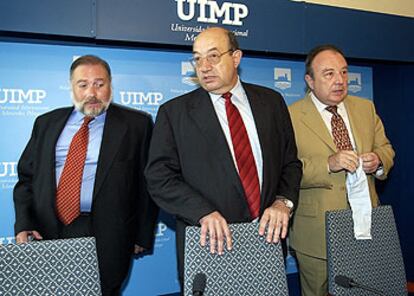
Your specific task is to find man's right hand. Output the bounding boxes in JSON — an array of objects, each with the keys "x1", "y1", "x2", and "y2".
[
  {"x1": 328, "y1": 150, "x2": 359, "y2": 173},
  {"x1": 15, "y1": 230, "x2": 43, "y2": 244},
  {"x1": 199, "y1": 211, "x2": 232, "y2": 255}
]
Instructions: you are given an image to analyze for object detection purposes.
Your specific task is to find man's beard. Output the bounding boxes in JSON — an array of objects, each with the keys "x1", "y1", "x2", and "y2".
[{"x1": 72, "y1": 95, "x2": 111, "y2": 117}]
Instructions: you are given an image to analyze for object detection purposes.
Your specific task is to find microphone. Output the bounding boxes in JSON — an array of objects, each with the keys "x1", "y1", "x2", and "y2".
[
  {"x1": 335, "y1": 275, "x2": 386, "y2": 296},
  {"x1": 192, "y1": 273, "x2": 207, "y2": 296}
]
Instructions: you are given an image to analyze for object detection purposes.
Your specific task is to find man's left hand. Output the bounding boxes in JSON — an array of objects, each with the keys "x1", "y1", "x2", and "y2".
[
  {"x1": 258, "y1": 200, "x2": 291, "y2": 243},
  {"x1": 134, "y1": 245, "x2": 145, "y2": 255},
  {"x1": 360, "y1": 152, "x2": 381, "y2": 174}
]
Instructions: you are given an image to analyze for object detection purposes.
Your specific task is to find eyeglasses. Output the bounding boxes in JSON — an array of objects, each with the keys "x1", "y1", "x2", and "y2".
[{"x1": 190, "y1": 49, "x2": 234, "y2": 67}]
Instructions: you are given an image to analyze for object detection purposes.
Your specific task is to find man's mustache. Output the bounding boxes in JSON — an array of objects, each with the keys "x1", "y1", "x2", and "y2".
[{"x1": 84, "y1": 97, "x2": 102, "y2": 104}]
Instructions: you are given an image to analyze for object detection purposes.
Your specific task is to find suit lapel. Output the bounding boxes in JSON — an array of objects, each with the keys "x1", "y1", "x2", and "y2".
[
  {"x1": 188, "y1": 88, "x2": 245, "y2": 198},
  {"x1": 93, "y1": 104, "x2": 127, "y2": 198},
  {"x1": 344, "y1": 97, "x2": 363, "y2": 154},
  {"x1": 300, "y1": 94, "x2": 337, "y2": 152},
  {"x1": 48, "y1": 108, "x2": 74, "y2": 194},
  {"x1": 243, "y1": 84, "x2": 268, "y2": 204}
]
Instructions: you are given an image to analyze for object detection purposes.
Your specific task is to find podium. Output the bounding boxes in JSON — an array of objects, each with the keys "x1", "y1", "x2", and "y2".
[
  {"x1": 0, "y1": 237, "x2": 101, "y2": 296},
  {"x1": 326, "y1": 206, "x2": 407, "y2": 295},
  {"x1": 184, "y1": 222, "x2": 288, "y2": 296}
]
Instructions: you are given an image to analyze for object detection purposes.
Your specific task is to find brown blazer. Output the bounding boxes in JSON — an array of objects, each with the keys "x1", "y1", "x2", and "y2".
[{"x1": 288, "y1": 93, "x2": 395, "y2": 259}]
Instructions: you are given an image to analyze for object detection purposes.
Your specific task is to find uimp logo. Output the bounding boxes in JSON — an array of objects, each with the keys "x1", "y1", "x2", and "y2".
[
  {"x1": 119, "y1": 91, "x2": 163, "y2": 106},
  {"x1": 0, "y1": 162, "x2": 18, "y2": 189},
  {"x1": 0, "y1": 162, "x2": 17, "y2": 178},
  {"x1": 274, "y1": 68, "x2": 292, "y2": 90},
  {"x1": 155, "y1": 222, "x2": 168, "y2": 237},
  {"x1": 348, "y1": 72, "x2": 362, "y2": 93},
  {"x1": 181, "y1": 61, "x2": 199, "y2": 86},
  {"x1": 0, "y1": 88, "x2": 46, "y2": 104},
  {"x1": 175, "y1": 0, "x2": 249, "y2": 26}
]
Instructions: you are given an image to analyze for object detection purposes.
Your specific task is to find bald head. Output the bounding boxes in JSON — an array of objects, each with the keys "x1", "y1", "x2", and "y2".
[
  {"x1": 192, "y1": 27, "x2": 242, "y2": 94},
  {"x1": 194, "y1": 27, "x2": 239, "y2": 52}
]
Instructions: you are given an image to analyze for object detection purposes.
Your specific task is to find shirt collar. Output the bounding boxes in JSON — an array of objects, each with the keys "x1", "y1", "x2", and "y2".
[
  {"x1": 209, "y1": 77, "x2": 244, "y2": 104},
  {"x1": 310, "y1": 91, "x2": 346, "y2": 113},
  {"x1": 70, "y1": 108, "x2": 107, "y2": 124}
]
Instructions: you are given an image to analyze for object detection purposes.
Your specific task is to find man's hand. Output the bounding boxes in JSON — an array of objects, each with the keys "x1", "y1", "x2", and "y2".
[
  {"x1": 15, "y1": 230, "x2": 43, "y2": 244},
  {"x1": 258, "y1": 200, "x2": 291, "y2": 243},
  {"x1": 199, "y1": 211, "x2": 232, "y2": 255},
  {"x1": 134, "y1": 244, "x2": 145, "y2": 255},
  {"x1": 360, "y1": 152, "x2": 381, "y2": 174},
  {"x1": 328, "y1": 150, "x2": 359, "y2": 173}
]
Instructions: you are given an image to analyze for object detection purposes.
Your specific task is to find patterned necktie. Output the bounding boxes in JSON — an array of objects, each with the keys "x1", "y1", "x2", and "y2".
[
  {"x1": 223, "y1": 92, "x2": 260, "y2": 219},
  {"x1": 56, "y1": 116, "x2": 93, "y2": 225},
  {"x1": 326, "y1": 105, "x2": 353, "y2": 151}
]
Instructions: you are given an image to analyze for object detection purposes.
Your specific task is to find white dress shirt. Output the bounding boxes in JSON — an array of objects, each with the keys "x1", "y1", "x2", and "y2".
[
  {"x1": 208, "y1": 78, "x2": 263, "y2": 189},
  {"x1": 310, "y1": 92, "x2": 356, "y2": 150}
]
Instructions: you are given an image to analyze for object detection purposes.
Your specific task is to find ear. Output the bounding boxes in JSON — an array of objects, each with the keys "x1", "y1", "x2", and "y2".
[
  {"x1": 233, "y1": 50, "x2": 243, "y2": 68},
  {"x1": 305, "y1": 74, "x2": 314, "y2": 90}
]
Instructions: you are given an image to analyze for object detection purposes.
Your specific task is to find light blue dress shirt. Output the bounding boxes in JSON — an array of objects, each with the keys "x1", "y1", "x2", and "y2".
[{"x1": 55, "y1": 110, "x2": 106, "y2": 212}]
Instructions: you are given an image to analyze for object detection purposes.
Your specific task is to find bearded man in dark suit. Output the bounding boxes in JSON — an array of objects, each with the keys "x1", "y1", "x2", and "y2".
[{"x1": 14, "y1": 55, "x2": 159, "y2": 296}]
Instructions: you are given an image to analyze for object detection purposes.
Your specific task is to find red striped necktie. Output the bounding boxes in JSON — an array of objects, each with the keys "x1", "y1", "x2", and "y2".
[
  {"x1": 56, "y1": 116, "x2": 93, "y2": 225},
  {"x1": 223, "y1": 92, "x2": 260, "y2": 219}
]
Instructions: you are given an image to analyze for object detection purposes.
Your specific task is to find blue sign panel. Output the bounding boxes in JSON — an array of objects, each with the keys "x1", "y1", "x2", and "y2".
[
  {"x1": 0, "y1": 41, "x2": 373, "y2": 295},
  {"x1": 96, "y1": 0, "x2": 305, "y2": 53}
]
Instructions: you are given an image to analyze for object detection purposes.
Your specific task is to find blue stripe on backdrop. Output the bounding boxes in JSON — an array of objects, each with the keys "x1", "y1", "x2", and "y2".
[{"x1": 0, "y1": 41, "x2": 372, "y2": 295}]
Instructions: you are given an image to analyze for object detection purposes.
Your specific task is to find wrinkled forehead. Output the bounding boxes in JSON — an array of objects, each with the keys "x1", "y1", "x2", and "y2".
[
  {"x1": 71, "y1": 64, "x2": 110, "y2": 81},
  {"x1": 312, "y1": 50, "x2": 348, "y2": 71},
  {"x1": 193, "y1": 30, "x2": 229, "y2": 54}
]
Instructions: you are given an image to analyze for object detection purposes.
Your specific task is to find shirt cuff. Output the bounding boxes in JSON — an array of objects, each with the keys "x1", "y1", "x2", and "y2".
[{"x1": 375, "y1": 163, "x2": 384, "y2": 177}]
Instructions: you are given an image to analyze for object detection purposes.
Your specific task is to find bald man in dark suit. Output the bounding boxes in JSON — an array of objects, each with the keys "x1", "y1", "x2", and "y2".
[{"x1": 145, "y1": 27, "x2": 302, "y2": 284}]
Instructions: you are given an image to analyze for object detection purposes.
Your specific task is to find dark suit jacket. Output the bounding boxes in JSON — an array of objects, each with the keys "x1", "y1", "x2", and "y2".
[
  {"x1": 14, "y1": 103, "x2": 159, "y2": 288},
  {"x1": 145, "y1": 83, "x2": 302, "y2": 275}
]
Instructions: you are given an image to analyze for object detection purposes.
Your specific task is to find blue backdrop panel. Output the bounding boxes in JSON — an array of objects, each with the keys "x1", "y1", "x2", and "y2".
[
  {"x1": 373, "y1": 64, "x2": 414, "y2": 281},
  {"x1": 303, "y1": 4, "x2": 414, "y2": 62},
  {"x1": 0, "y1": 41, "x2": 372, "y2": 295},
  {"x1": 0, "y1": 0, "x2": 94, "y2": 37},
  {"x1": 96, "y1": 0, "x2": 305, "y2": 54},
  {"x1": 1, "y1": 1, "x2": 413, "y2": 61}
]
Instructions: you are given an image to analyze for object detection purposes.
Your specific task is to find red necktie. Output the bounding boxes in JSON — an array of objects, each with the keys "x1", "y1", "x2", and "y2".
[
  {"x1": 326, "y1": 105, "x2": 353, "y2": 151},
  {"x1": 56, "y1": 116, "x2": 93, "y2": 225},
  {"x1": 223, "y1": 92, "x2": 260, "y2": 219}
]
